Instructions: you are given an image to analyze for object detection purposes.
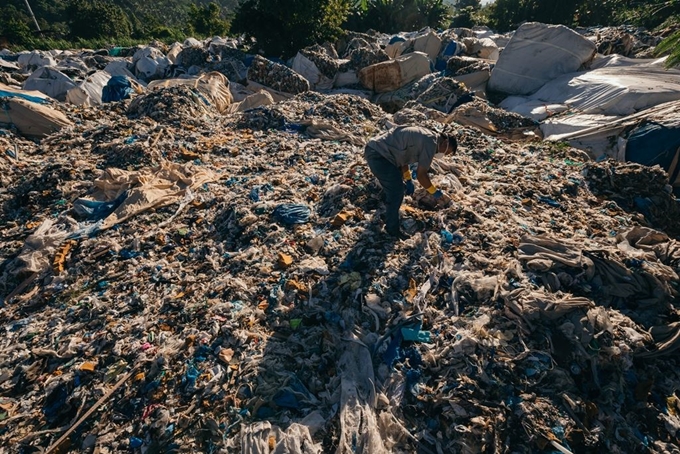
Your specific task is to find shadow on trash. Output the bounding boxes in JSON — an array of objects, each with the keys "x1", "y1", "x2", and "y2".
[{"x1": 236, "y1": 209, "x2": 421, "y2": 452}]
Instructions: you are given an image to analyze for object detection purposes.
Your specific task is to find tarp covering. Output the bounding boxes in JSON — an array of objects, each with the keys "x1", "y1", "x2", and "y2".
[
  {"x1": 22, "y1": 67, "x2": 77, "y2": 102},
  {"x1": 626, "y1": 120, "x2": 680, "y2": 187},
  {"x1": 102, "y1": 75, "x2": 134, "y2": 103},
  {"x1": 0, "y1": 82, "x2": 51, "y2": 104},
  {"x1": 488, "y1": 22, "x2": 596, "y2": 96},
  {"x1": 232, "y1": 90, "x2": 275, "y2": 113},
  {"x1": 65, "y1": 71, "x2": 111, "y2": 106},
  {"x1": 292, "y1": 53, "x2": 335, "y2": 90},
  {"x1": 0, "y1": 97, "x2": 72, "y2": 138},
  {"x1": 501, "y1": 56, "x2": 680, "y2": 118},
  {"x1": 104, "y1": 61, "x2": 138, "y2": 81},
  {"x1": 545, "y1": 100, "x2": 680, "y2": 169}
]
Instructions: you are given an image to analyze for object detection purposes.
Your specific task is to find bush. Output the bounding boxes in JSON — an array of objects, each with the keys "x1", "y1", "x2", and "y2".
[
  {"x1": 450, "y1": 6, "x2": 476, "y2": 28},
  {"x1": 656, "y1": 29, "x2": 680, "y2": 68},
  {"x1": 0, "y1": 5, "x2": 34, "y2": 47},
  {"x1": 488, "y1": 0, "x2": 678, "y2": 30},
  {"x1": 188, "y1": 2, "x2": 230, "y2": 37},
  {"x1": 350, "y1": 0, "x2": 451, "y2": 33},
  {"x1": 66, "y1": 0, "x2": 132, "y2": 40},
  {"x1": 231, "y1": 0, "x2": 351, "y2": 58}
]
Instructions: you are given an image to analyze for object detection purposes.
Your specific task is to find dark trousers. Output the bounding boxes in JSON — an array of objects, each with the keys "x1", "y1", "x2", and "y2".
[{"x1": 364, "y1": 146, "x2": 403, "y2": 234}]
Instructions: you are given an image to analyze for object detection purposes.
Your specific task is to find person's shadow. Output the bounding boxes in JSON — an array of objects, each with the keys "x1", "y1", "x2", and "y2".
[{"x1": 230, "y1": 185, "x2": 430, "y2": 453}]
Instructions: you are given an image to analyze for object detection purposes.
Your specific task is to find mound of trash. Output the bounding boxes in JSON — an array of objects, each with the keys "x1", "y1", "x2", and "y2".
[{"x1": 1, "y1": 21, "x2": 680, "y2": 454}]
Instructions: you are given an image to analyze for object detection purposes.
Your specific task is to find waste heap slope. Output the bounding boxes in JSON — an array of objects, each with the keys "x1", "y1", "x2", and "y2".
[{"x1": 1, "y1": 90, "x2": 680, "y2": 454}]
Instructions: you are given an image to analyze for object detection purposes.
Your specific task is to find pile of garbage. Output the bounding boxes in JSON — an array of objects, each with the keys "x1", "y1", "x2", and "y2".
[
  {"x1": 582, "y1": 25, "x2": 662, "y2": 58},
  {"x1": 1, "y1": 21, "x2": 680, "y2": 454}
]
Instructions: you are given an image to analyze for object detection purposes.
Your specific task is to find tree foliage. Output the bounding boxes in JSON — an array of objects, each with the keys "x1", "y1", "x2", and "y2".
[
  {"x1": 0, "y1": 0, "x2": 238, "y2": 47},
  {"x1": 66, "y1": 0, "x2": 132, "y2": 39},
  {"x1": 487, "y1": 0, "x2": 680, "y2": 32},
  {"x1": 0, "y1": 5, "x2": 34, "y2": 45},
  {"x1": 188, "y1": 2, "x2": 230, "y2": 37},
  {"x1": 450, "y1": 6, "x2": 476, "y2": 28},
  {"x1": 347, "y1": 0, "x2": 451, "y2": 33},
  {"x1": 231, "y1": 0, "x2": 351, "y2": 58},
  {"x1": 656, "y1": 29, "x2": 680, "y2": 68},
  {"x1": 0, "y1": 0, "x2": 678, "y2": 53},
  {"x1": 456, "y1": 0, "x2": 480, "y2": 10}
]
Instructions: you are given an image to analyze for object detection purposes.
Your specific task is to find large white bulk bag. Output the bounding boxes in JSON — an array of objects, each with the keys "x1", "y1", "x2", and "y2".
[
  {"x1": 463, "y1": 37, "x2": 499, "y2": 60},
  {"x1": 17, "y1": 51, "x2": 55, "y2": 69},
  {"x1": 413, "y1": 30, "x2": 442, "y2": 61},
  {"x1": 292, "y1": 52, "x2": 335, "y2": 90},
  {"x1": 22, "y1": 67, "x2": 76, "y2": 101},
  {"x1": 359, "y1": 52, "x2": 431, "y2": 93},
  {"x1": 488, "y1": 23, "x2": 596, "y2": 96},
  {"x1": 66, "y1": 71, "x2": 111, "y2": 106}
]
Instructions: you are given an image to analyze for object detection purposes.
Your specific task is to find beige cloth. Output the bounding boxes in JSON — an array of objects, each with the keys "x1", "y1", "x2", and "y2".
[
  {"x1": 519, "y1": 234, "x2": 678, "y2": 304},
  {"x1": 0, "y1": 97, "x2": 72, "y2": 138},
  {"x1": 92, "y1": 162, "x2": 217, "y2": 229},
  {"x1": 231, "y1": 90, "x2": 275, "y2": 113},
  {"x1": 12, "y1": 162, "x2": 217, "y2": 277},
  {"x1": 299, "y1": 119, "x2": 366, "y2": 146}
]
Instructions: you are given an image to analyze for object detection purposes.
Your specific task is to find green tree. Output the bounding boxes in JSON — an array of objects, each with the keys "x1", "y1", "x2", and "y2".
[
  {"x1": 355, "y1": 0, "x2": 451, "y2": 33},
  {"x1": 66, "y1": 0, "x2": 132, "y2": 39},
  {"x1": 450, "y1": 5, "x2": 475, "y2": 27},
  {"x1": 188, "y1": 2, "x2": 230, "y2": 37},
  {"x1": 231, "y1": 0, "x2": 351, "y2": 58},
  {"x1": 656, "y1": 29, "x2": 680, "y2": 68},
  {"x1": 456, "y1": 0, "x2": 480, "y2": 10},
  {"x1": 488, "y1": 0, "x2": 678, "y2": 30},
  {"x1": 486, "y1": 0, "x2": 527, "y2": 31},
  {"x1": 488, "y1": 0, "x2": 578, "y2": 30},
  {"x1": 417, "y1": 0, "x2": 451, "y2": 28},
  {"x1": 0, "y1": 5, "x2": 34, "y2": 46}
]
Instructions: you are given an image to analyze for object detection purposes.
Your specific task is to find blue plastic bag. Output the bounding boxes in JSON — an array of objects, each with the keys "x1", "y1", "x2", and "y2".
[
  {"x1": 102, "y1": 75, "x2": 133, "y2": 103},
  {"x1": 272, "y1": 204, "x2": 311, "y2": 225}
]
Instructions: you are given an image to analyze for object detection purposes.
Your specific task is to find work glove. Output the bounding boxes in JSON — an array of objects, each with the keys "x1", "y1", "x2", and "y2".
[{"x1": 404, "y1": 179, "x2": 415, "y2": 196}]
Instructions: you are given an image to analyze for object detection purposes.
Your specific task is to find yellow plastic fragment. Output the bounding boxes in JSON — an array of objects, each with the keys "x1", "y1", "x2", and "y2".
[
  {"x1": 277, "y1": 252, "x2": 294, "y2": 269},
  {"x1": 80, "y1": 362, "x2": 96, "y2": 372},
  {"x1": 53, "y1": 240, "x2": 77, "y2": 274},
  {"x1": 331, "y1": 211, "x2": 352, "y2": 227}
]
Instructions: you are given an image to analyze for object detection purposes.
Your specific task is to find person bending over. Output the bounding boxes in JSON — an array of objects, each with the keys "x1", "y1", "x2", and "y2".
[{"x1": 364, "y1": 125, "x2": 457, "y2": 239}]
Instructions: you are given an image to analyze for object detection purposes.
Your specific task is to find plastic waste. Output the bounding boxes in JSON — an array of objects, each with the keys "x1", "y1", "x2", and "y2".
[
  {"x1": 102, "y1": 75, "x2": 133, "y2": 103},
  {"x1": 272, "y1": 203, "x2": 312, "y2": 225}
]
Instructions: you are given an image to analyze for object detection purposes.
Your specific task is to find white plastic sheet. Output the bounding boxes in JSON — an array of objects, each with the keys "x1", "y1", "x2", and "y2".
[
  {"x1": 292, "y1": 53, "x2": 335, "y2": 90},
  {"x1": 488, "y1": 22, "x2": 596, "y2": 95},
  {"x1": 22, "y1": 67, "x2": 77, "y2": 101},
  {"x1": 65, "y1": 71, "x2": 111, "y2": 106},
  {"x1": 503, "y1": 56, "x2": 680, "y2": 118},
  {"x1": 17, "y1": 51, "x2": 56, "y2": 69}
]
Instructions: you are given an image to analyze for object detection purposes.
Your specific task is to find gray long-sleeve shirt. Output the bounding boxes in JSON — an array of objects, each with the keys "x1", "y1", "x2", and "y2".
[{"x1": 366, "y1": 126, "x2": 438, "y2": 168}]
